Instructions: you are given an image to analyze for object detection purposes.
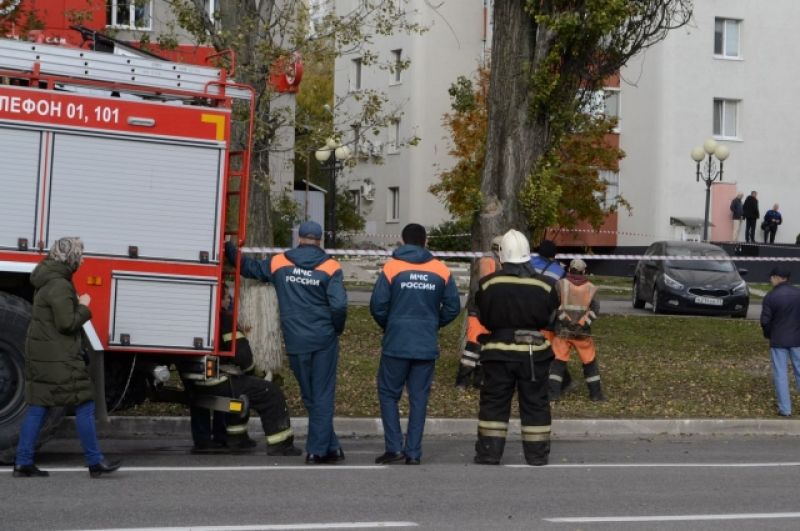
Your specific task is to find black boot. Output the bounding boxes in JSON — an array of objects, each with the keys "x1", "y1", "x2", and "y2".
[
  {"x1": 267, "y1": 435, "x2": 302, "y2": 456},
  {"x1": 523, "y1": 440, "x2": 550, "y2": 466},
  {"x1": 88, "y1": 459, "x2": 121, "y2": 478},
  {"x1": 584, "y1": 360, "x2": 607, "y2": 401},
  {"x1": 13, "y1": 464, "x2": 49, "y2": 477},
  {"x1": 548, "y1": 359, "x2": 568, "y2": 401},
  {"x1": 474, "y1": 436, "x2": 505, "y2": 465}
]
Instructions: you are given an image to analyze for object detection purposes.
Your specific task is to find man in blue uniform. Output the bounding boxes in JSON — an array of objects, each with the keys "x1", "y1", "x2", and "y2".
[
  {"x1": 370, "y1": 224, "x2": 461, "y2": 465},
  {"x1": 530, "y1": 239, "x2": 565, "y2": 282},
  {"x1": 225, "y1": 221, "x2": 347, "y2": 464}
]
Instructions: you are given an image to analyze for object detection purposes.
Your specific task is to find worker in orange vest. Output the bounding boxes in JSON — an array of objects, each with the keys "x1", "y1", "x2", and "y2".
[
  {"x1": 548, "y1": 259, "x2": 607, "y2": 402},
  {"x1": 455, "y1": 236, "x2": 503, "y2": 389}
]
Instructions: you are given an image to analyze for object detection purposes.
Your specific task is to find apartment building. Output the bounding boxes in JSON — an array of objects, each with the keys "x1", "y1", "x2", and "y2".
[
  {"x1": 333, "y1": 0, "x2": 491, "y2": 241},
  {"x1": 619, "y1": 0, "x2": 800, "y2": 246}
]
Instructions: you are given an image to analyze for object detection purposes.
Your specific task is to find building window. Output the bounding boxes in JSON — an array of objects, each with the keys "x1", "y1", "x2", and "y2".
[
  {"x1": 388, "y1": 186, "x2": 400, "y2": 222},
  {"x1": 582, "y1": 89, "x2": 620, "y2": 128},
  {"x1": 391, "y1": 49, "x2": 403, "y2": 84},
  {"x1": 387, "y1": 119, "x2": 400, "y2": 154},
  {"x1": 604, "y1": 89, "x2": 620, "y2": 120},
  {"x1": 351, "y1": 124, "x2": 363, "y2": 159},
  {"x1": 714, "y1": 18, "x2": 741, "y2": 58},
  {"x1": 713, "y1": 98, "x2": 739, "y2": 138},
  {"x1": 107, "y1": 0, "x2": 152, "y2": 30},
  {"x1": 597, "y1": 170, "x2": 620, "y2": 211},
  {"x1": 350, "y1": 58, "x2": 362, "y2": 91},
  {"x1": 348, "y1": 189, "x2": 361, "y2": 214}
]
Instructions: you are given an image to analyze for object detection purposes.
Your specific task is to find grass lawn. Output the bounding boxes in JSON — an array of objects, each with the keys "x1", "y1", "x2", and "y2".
[
  {"x1": 122, "y1": 307, "x2": 779, "y2": 419},
  {"x1": 280, "y1": 307, "x2": 778, "y2": 419}
]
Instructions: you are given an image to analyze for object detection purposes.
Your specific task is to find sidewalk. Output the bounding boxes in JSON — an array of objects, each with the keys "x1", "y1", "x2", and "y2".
[{"x1": 56, "y1": 416, "x2": 800, "y2": 440}]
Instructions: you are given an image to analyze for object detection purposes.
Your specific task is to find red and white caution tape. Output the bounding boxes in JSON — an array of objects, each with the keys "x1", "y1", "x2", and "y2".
[{"x1": 241, "y1": 247, "x2": 800, "y2": 262}]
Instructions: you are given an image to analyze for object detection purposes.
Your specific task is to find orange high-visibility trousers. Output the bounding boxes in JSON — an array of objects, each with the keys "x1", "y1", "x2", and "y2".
[{"x1": 551, "y1": 335, "x2": 596, "y2": 364}]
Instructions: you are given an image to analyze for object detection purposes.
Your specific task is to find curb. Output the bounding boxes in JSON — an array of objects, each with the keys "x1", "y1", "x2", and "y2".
[{"x1": 55, "y1": 416, "x2": 800, "y2": 440}]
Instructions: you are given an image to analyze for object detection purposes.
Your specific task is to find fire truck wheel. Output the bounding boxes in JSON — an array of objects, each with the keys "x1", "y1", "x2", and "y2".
[{"x1": 0, "y1": 292, "x2": 65, "y2": 464}]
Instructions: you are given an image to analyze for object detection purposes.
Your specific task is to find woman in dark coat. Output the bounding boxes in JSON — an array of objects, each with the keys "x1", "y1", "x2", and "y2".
[{"x1": 13, "y1": 237, "x2": 121, "y2": 478}]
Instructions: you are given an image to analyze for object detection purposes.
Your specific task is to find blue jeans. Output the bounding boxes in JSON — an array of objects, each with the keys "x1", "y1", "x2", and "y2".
[
  {"x1": 16, "y1": 401, "x2": 104, "y2": 466},
  {"x1": 288, "y1": 342, "x2": 340, "y2": 456},
  {"x1": 770, "y1": 347, "x2": 800, "y2": 415},
  {"x1": 377, "y1": 356, "x2": 436, "y2": 460}
]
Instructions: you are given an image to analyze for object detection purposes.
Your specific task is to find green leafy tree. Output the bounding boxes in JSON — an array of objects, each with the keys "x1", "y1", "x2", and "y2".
[
  {"x1": 429, "y1": 66, "x2": 489, "y2": 222},
  {"x1": 433, "y1": 64, "x2": 628, "y2": 248},
  {"x1": 426, "y1": 219, "x2": 473, "y2": 253},
  {"x1": 334, "y1": 186, "x2": 365, "y2": 246}
]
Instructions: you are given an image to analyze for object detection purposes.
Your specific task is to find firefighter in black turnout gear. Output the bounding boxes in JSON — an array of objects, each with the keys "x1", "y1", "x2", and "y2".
[
  {"x1": 181, "y1": 284, "x2": 301, "y2": 456},
  {"x1": 473, "y1": 230, "x2": 560, "y2": 466}
]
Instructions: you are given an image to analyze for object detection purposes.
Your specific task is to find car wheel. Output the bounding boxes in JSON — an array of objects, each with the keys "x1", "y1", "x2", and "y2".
[
  {"x1": 651, "y1": 288, "x2": 661, "y2": 314},
  {"x1": 632, "y1": 278, "x2": 645, "y2": 309}
]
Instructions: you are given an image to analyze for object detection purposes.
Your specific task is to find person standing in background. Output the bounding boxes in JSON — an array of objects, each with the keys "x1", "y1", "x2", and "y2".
[
  {"x1": 371, "y1": 224, "x2": 461, "y2": 465},
  {"x1": 473, "y1": 230, "x2": 559, "y2": 466},
  {"x1": 730, "y1": 192, "x2": 744, "y2": 241},
  {"x1": 225, "y1": 221, "x2": 347, "y2": 464},
  {"x1": 743, "y1": 191, "x2": 760, "y2": 243},
  {"x1": 760, "y1": 266, "x2": 800, "y2": 417}
]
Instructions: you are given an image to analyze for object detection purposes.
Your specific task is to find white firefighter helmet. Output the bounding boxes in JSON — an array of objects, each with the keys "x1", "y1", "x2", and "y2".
[{"x1": 500, "y1": 229, "x2": 531, "y2": 264}]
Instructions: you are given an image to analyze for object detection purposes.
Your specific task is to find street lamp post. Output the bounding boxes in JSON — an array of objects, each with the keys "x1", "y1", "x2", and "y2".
[
  {"x1": 315, "y1": 138, "x2": 351, "y2": 248},
  {"x1": 690, "y1": 138, "x2": 730, "y2": 241}
]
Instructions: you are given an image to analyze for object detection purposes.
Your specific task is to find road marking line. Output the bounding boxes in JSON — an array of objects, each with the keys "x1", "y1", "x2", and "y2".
[
  {"x1": 1, "y1": 465, "x2": 386, "y2": 473},
  {"x1": 67, "y1": 523, "x2": 418, "y2": 531},
  {"x1": 5, "y1": 462, "x2": 800, "y2": 474},
  {"x1": 505, "y1": 462, "x2": 800, "y2": 468},
  {"x1": 545, "y1": 512, "x2": 800, "y2": 523}
]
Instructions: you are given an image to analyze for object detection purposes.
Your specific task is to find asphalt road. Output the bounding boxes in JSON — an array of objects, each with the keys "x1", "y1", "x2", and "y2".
[
  {"x1": 4, "y1": 435, "x2": 800, "y2": 531},
  {"x1": 347, "y1": 290, "x2": 764, "y2": 320}
]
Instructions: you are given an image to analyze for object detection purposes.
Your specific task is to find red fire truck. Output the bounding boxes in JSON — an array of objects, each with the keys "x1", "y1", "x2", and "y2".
[{"x1": 0, "y1": 37, "x2": 255, "y2": 461}]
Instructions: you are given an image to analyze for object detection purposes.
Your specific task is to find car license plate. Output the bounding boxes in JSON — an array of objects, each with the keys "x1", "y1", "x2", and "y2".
[{"x1": 695, "y1": 296, "x2": 723, "y2": 306}]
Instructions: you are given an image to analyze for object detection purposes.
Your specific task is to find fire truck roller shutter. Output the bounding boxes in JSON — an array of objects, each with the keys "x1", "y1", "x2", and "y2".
[
  {"x1": 109, "y1": 274, "x2": 217, "y2": 350},
  {"x1": 0, "y1": 127, "x2": 41, "y2": 250},
  {"x1": 46, "y1": 133, "x2": 224, "y2": 262}
]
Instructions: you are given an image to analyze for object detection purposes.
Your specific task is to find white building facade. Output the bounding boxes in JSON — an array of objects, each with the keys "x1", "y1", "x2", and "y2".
[
  {"x1": 334, "y1": 0, "x2": 490, "y2": 241},
  {"x1": 619, "y1": 0, "x2": 799, "y2": 246}
]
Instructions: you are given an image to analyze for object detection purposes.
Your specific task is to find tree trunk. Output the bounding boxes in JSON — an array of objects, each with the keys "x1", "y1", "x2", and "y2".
[{"x1": 478, "y1": 1, "x2": 552, "y2": 249}]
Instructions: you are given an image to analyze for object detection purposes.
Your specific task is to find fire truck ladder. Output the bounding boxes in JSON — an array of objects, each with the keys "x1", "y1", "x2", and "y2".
[
  {"x1": 0, "y1": 38, "x2": 251, "y2": 100},
  {"x1": 224, "y1": 150, "x2": 249, "y2": 242}
]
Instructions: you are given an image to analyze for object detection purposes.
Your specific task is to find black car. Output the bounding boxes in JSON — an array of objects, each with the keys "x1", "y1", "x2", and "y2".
[{"x1": 631, "y1": 241, "x2": 749, "y2": 317}]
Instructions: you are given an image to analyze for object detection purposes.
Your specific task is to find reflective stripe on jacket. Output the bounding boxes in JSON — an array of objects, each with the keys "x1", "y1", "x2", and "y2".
[
  {"x1": 475, "y1": 263, "x2": 559, "y2": 363},
  {"x1": 556, "y1": 278, "x2": 599, "y2": 336}
]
